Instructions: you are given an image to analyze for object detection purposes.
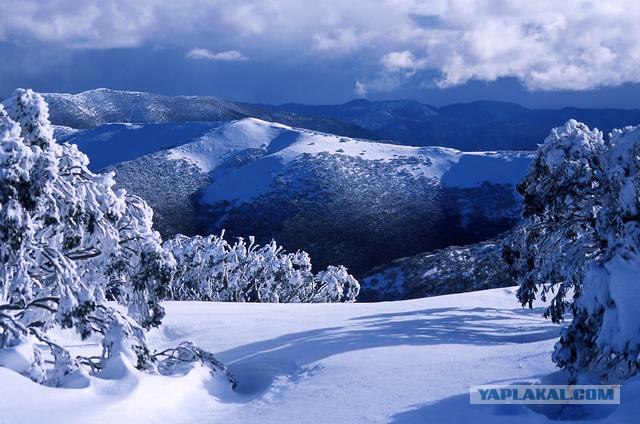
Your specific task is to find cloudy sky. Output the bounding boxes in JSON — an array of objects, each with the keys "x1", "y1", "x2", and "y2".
[{"x1": 1, "y1": 0, "x2": 640, "y2": 107}]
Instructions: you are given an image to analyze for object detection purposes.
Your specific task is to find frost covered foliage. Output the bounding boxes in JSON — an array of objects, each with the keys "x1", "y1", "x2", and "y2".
[
  {"x1": 504, "y1": 119, "x2": 640, "y2": 382},
  {"x1": 0, "y1": 89, "x2": 233, "y2": 387},
  {"x1": 165, "y1": 233, "x2": 360, "y2": 303}
]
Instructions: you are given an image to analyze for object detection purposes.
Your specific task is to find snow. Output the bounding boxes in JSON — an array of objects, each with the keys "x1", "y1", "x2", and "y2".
[
  {"x1": 52, "y1": 125, "x2": 80, "y2": 141},
  {"x1": 599, "y1": 256, "x2": 640, "y2": 353},
  {"x1": 440, "y1": 151, "x2": 533, "y2": 189},
  {"x1": 159, "y1": 118, "x2": 533, "y2": 205},
  {"x1": 0, "y1": 358, "x2": 232, "y2": 424},
  {"x1": 168, "y1": 118, "x2": 284, "y2": 171},
  {"x1": 2, "y1": 287, "x2": 638, "y2": 423},
  {"x1": 70, "y1": 121, "x2": 224, "y2": 170}
]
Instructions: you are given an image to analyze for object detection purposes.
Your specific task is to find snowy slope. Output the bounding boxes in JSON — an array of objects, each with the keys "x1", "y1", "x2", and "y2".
[
  {"x1": 164, "y1": 118, "x2": 532, "y2": 204},
  {"x1": 1, "y1": 287, "x2": 638, "y2": 423},
  {"x1": 167, "y1": 118, "x2": 287, "y2": 172},
  {"x1": 171, "y1": 119, "x2": 531, "y2": 274},
  {"x1": 71, "y1": 121, "x2": 224, "y2": 170}
]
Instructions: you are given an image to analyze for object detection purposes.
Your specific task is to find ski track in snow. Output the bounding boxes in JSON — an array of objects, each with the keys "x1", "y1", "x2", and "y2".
[{"x1": 1, "y1": 287, "x2": 638, "y2": 423}]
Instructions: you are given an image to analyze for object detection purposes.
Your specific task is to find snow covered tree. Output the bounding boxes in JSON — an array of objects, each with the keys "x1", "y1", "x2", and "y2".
[
  {"x1": 165, "y1": 233, "x2": 359, "y2": 303},
  {"x1": 0, "y1": 89, "x2": 233, "y2": 387},
  {"x1": 315, "y1": 265, "x2": 360, "y2": 303},
  {"x1": 164, "y1": 233, "x2": 227, "y2": 301},
  {"x1": 504, "y1": 119, "x2": 640, "y2": 382}
]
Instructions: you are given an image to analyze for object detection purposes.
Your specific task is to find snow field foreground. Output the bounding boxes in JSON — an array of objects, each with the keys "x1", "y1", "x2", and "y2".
[{"x1": 1, "y1": 287, "x2": 639, "y2": 424}]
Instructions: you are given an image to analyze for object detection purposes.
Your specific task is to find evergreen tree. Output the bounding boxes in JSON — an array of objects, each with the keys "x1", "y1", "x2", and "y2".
[{"x1": 504, "y1": 120, "x2": 640, "y2": 382}]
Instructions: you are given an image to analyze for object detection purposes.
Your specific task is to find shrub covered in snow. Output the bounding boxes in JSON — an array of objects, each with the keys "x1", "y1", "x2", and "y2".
[
  {"x1": 504, "y1": 119, "x2": 640, "y2": 382},
  {"x1": 165, "y1": 233, "x2": 360, "y2": 303},
  {"x1": 0, "y1": 89, "x2": 234, "y2": 387}
]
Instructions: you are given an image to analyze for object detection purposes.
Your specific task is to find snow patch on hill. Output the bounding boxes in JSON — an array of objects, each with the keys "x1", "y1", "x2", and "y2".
[
  {"x1": 65, "y1": 116, "x2": 532, "y2": 199},
  {"x1": 167, "y1": 118, "x2": 285, "y2": 171}
]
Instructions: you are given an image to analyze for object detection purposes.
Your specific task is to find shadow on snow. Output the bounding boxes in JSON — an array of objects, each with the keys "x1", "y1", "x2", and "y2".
[{"x1": 215, "y1": 305, "x2": 559, "y2": 399}]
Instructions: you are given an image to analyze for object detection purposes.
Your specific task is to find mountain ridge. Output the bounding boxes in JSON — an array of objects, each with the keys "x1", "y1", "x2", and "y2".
[
  {"x1": 39, "y1": 88, "x2": 640, "y2": 151},
  {"x1": 71, "y1": 117, "x2": 532, "y2": 275}
]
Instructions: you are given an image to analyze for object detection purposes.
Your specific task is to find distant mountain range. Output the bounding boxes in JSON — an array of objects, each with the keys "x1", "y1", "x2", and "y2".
[
  {"x1": 28, "y1": 88, "x2": 640, "y2": 294},
  {"x1": 42, "y1": 88, "x2": 640, "y2": 151},
  {"x1": 43, "y1": 89, "x2": 372, "y2": 141},
  {"x1": 265, "y1": 99, "x2": 640, "y2": 150}
]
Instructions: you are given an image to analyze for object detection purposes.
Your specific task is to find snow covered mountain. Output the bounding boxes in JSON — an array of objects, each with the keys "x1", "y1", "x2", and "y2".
[
  {"x1": 42, "y1": 89, "x2": 372, "y2": 139},
  {"x1": 67, "y1": 117, "x2": 532, "y2": 276},
  {"x1": 264, "y1": 99, "x2": 640, "y2": 150},
  {"x1": 41, "y1": 89, "x2": 640, "y2": 152}
]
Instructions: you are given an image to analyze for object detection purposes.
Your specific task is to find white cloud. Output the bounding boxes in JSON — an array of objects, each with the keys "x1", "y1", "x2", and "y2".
[
  {"x1": 186, "y1": 48, "x2": 249, "y2": 61},
  {"x1": 1, "y1": 0, "x2": 640, "y2": 91},
  {"x1": 381, "y1": 51, "x2": 427, "y2": 75},
  {"x1": 313, "y1": 28, "x2": 372, "y2": 54},
  {"x1": 354, "y1": 73, "x2": 405, "y2": 98},
  {"x1": 354, "y1": 80, "x2": 367, "y2": 97},
  {"x1": 403, "y1": 1, "x2": 640, "y2": 91}
]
